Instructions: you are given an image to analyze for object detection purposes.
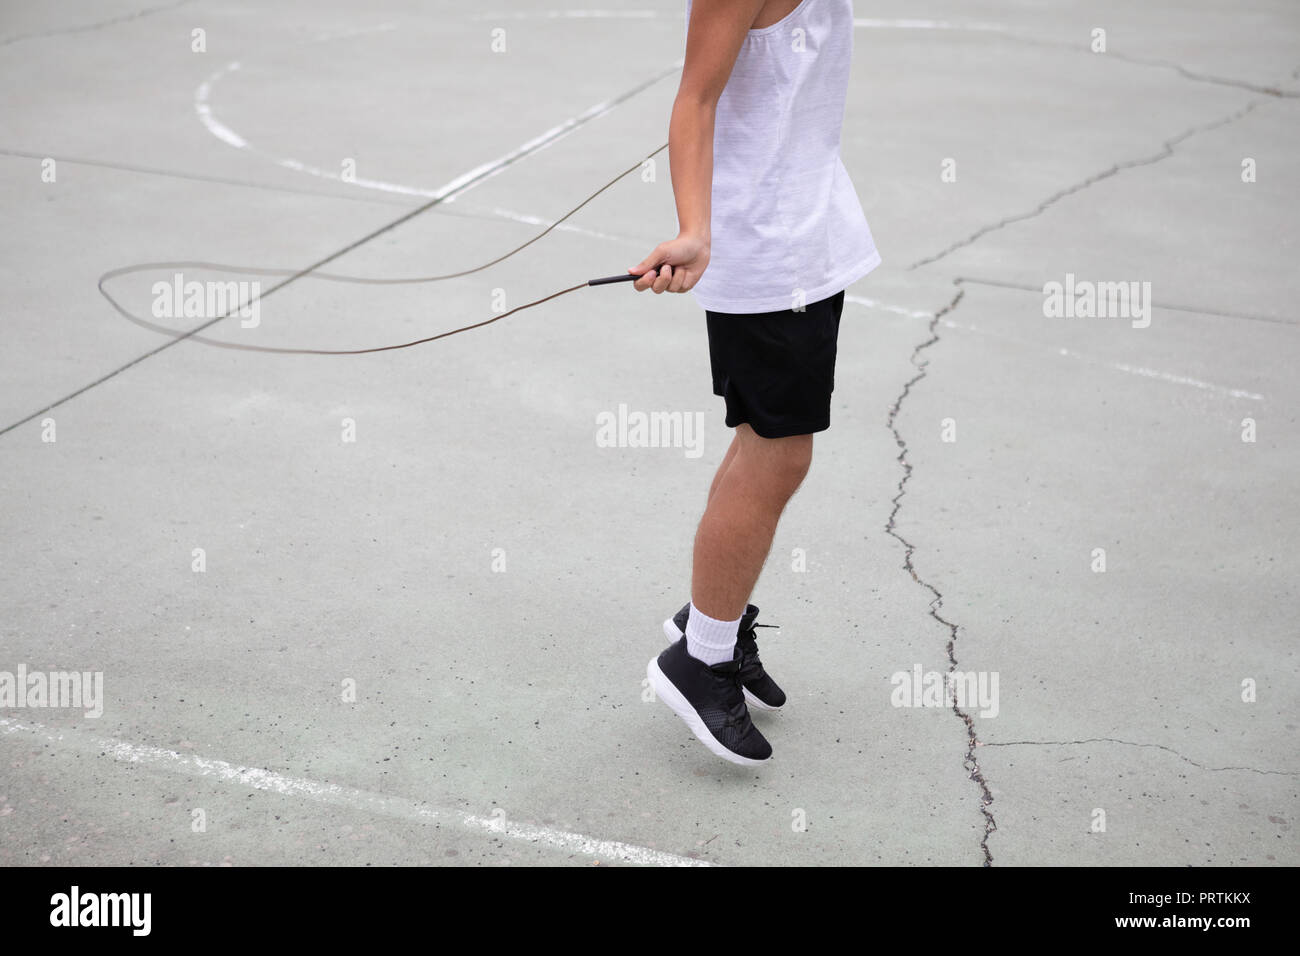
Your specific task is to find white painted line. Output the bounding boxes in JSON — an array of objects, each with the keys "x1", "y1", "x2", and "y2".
[
  {"x1": 474, "y1": 10, "x2": 662, "y2": 19},
  {"x1": 194, "y1": 53, "x2": 441, "y2": 199},
  {"x1": 1100, "y1": 360, "x2": 1265, "y2": 401},
  {"x1": 480, "y1": 206, "x2": 636, "y2": 242},
  {"x1": 937, "y1": 317, "x2": 1266, "y2": 401},
  {"x1": 853, "y1": 18, "x2": 1008, "y2": 32},
  {"x1": 472, "y1": 11, "x2": 1008, "y2": 30},
  {"x1": 424, "y1": 63, "x2": 679, "y2": 205},
  {"x1": 845, "y1": 293, "x2": 933, "y2": 319},
  {"x1": 194, "y1": 64, "x2": 247, "y2": 150},
  {"x1": 0, "y1": 716, "x2": 709, "y2": 867},
  {"x1": 846, "y1": 297, "x2": 1265, "y2": 401},
  {"x1": 194, "y1": 25, "x2": 677, "y2": 202}
]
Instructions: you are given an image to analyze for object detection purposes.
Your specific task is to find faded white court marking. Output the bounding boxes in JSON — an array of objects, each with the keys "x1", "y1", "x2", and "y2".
[
  {"x1": 189, "y1": 17, "x2": 1263, "y2": 405},
  {"x1": 196, "y1": 13, "x2": 1009, "y2": 203},
  {"x1": 844, "y1": 294, "x2": 933, "y2": 320},
  {"x1": 472, "y1": 11, "x2": 1007, "y2": 30},
  {"x1": 0, "y1": 716, "x2": 709, "y2": 867},
  {"x1": 845, "y1": 295, "x2": 1266, "y2": 402},
  {"x1": 195, "y1": 22, "x2": 679, "y2": 201},
  {"x1": 472, "y1": 205, "x2": 639, "y2": 244}
]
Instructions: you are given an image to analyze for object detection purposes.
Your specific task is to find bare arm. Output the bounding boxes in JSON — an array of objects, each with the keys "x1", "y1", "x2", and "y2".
[{"x1": 629, "y1": 0, "x2": 765, "y2": 294}]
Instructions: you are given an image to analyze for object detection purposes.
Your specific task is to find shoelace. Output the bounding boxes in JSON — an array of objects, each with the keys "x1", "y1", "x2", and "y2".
[
  {"x1": 736, "y1": 622, "x2": 777, "y2": 683},
  {"x1": 710, "y1": 665, "x2": 752, "y2": 728}
]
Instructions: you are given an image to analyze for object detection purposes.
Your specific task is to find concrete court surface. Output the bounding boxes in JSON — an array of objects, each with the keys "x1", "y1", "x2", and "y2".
[{"x1": 0, "y1": 0, "x2": 1296, "y2": 867}]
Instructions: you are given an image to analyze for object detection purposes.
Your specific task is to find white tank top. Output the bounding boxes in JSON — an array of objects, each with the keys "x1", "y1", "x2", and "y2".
[{"x1": 684, "y1": 0, "x2": 881, "y2": 314}]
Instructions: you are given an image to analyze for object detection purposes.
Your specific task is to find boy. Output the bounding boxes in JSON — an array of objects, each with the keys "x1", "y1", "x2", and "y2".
[{"x1": 632, "y1": 0, "x2": 880, "y2": 765}]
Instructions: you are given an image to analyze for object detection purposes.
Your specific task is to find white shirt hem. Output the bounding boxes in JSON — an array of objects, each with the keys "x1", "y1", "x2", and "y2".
[{"x1": 690, "y1": 249, "x2": 883, "y2": 315}]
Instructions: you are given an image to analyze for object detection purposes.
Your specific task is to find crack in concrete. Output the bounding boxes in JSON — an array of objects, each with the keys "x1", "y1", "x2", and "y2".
[
  {"x1": 983, "y1": 738, "x2": 1300, "y2": 776},
  {"x1": 992, "y1": 31, "x2": 1300, "y2": 99},
  {"x1": 884, "y1": 284, "x2": 998, "y2": 866},
  {"x1": 879, "y1": 31, "x2": 1297, "y2": 873},
  {"x1": 953, "y1": 275, "x2": 1298, "y2": 327},
  {"x1": 6, "y1": 1, "x2": 1292, "y2": 867},
  {"x1": 909, "y1": 99, "x2": 1262, "y2": 270},
  {"x1": 1101, "y1": 51, "x2": 1300, "y2": 99},
  {"x1": 0, "y1": 0, "x2": 193, "y2": 49}
]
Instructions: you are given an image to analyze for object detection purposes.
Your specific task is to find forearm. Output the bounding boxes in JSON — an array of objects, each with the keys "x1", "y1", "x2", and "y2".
[
  {"x1": 668, "y1": 93, "x2": 715, "y2": 243},
  {"x1": 630, "y1": 0, "x2": 762, "y2": 293}
]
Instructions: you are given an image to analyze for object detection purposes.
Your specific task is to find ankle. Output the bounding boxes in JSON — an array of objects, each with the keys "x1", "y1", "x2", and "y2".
[{"x1": 684, "y1": 602, "x2": 742, "y2": 666}]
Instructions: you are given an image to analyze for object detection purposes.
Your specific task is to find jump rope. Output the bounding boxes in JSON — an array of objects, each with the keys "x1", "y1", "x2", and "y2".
[{"x1": 96, "y1": 143, "x2": 671, "y2": 356}]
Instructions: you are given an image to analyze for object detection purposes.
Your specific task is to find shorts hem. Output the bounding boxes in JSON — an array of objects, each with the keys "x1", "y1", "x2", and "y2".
[{"x1": 724, "y1": 416, "x2": 831, "y2": 439}]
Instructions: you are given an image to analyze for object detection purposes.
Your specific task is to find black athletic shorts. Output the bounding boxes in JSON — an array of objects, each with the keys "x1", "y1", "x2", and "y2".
[{"x1": 705, "y1": 289, "x2": 845, "y2": 439}]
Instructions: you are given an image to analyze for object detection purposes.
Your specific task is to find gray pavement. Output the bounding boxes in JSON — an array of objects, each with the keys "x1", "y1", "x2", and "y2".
[{"x1": 0, "y1": 0, "x2": 1296, "y2": 866}]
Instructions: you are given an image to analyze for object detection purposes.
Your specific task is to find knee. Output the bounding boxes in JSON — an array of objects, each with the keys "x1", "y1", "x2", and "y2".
[
  {"x1": 778, "y1": 438, "x2": 813, "y2": 492},
  {"x1": 752, "y1": 434, "x2": 813, "y2": 499}
]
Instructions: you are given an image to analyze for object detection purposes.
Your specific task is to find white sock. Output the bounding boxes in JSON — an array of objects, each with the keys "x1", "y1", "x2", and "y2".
[{"x1": 685, "y1": 602, "x2": 740, "y2": 666}]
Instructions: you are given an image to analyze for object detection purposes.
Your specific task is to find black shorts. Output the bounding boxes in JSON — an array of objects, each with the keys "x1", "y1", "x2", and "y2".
[{"x1": 705, "y1": 290, "x2": 845, "y2": 439}]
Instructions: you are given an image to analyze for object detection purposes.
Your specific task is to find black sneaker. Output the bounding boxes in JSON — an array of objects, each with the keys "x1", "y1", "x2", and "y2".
[
  {"x1": 663, "y1": 604, "x2": 786, "y2": 712},
  {"x1": 646, "y1": 638, "x2": 772, "y2": 766}
]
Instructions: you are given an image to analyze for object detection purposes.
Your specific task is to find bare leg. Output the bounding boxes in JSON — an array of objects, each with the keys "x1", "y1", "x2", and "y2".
[
  {"x1": 707, "y1": 431, "x2": 742, "y2": 503},
  {"x1": 691, "y1": 424, "x2": 813, "y2": 621}
]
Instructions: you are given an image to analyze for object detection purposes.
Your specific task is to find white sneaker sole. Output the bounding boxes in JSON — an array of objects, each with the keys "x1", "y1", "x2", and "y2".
[
  {"x1": 646, "y1": 657, "x2": 769, "y2": 767},
  {"x1": 662, "y1": 617, "x2": 783, "y2": 713}
]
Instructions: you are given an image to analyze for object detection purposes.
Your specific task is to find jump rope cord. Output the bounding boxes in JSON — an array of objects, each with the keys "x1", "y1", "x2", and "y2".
[{"x1": 97, "y1": 142, "x2": 669, "y2": 355}]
